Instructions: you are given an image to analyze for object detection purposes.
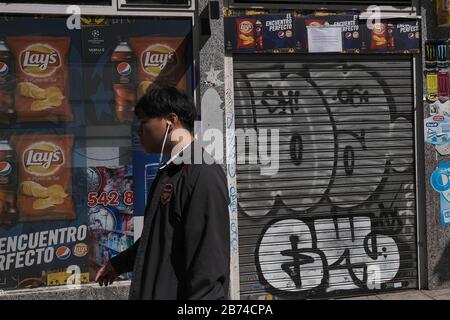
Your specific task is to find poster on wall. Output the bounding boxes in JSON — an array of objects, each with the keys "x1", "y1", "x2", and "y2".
[
  {"x1": 0, "y1": 14, "x2": 193, "y2": 291},
  {"x1": 361, "y1": 19, "x2": 420, "y2": 54},
  {"x1": 81, "y1": 16, "x2": 192, "y2": 278},
  {"x1": 224, "y1": 13, "x2": 299, "y2": 53},
  {"x1": 81, "y1": 17, "x2": 191, "y2": 125},
  {"x1": 224, "y1": 12, "x2": 420, "y2": 54},
  {"x1": 431, "y1": 163, "x2": 450, "y2": 225},
  {"x1": 0, "y1": 15, "x2": 89, "y2": 290},
  {"x1": 428, "y1": 101, "x2": 450, "y2": 155},
  {"x1": 86, "y1": 165, "x2": 134, "y2": 279},
  {"x1": 424, "y1": 115, "x2": 450, "y2": 145},
  {"x1": 131, "y1": 122, "x2": 161, "y2": 239}
]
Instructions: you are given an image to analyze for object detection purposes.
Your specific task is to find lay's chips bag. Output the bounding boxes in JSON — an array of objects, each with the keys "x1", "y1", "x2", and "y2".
[
  {"x1": 129, "y1": 37, "x2": 187, "y2": 99},
  {"x1": 7, "y1": 36, "x2": 73, "y2": 122},
  {"x1": 11, "y1": 134, "x2": 76, "y2": 222}
]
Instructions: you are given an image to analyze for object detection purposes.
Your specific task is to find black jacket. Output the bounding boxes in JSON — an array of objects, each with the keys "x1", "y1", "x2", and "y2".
[{"x1": 110, "y1": 143, "x2": 230, "y2": 300}]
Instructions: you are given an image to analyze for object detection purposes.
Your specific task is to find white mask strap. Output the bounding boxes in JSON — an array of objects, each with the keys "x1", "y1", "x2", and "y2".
[{"x1": 159, "y1": 122, "x2": 172, "y2": 165}]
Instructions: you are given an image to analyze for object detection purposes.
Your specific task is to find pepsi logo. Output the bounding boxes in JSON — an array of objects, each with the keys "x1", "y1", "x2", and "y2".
[
  {"x1": 345, "y1": 32, "x2": 352, "y2": 39},
  {"x1": 278, "y1": 31, "x2": 285, "y2": 38},
  {"x1": 55, "y1": 246, "x2": 71, "y2": 260},
  {"x1": 117, "y1": 62, "x2": 131, "y2": 76},
  {"x1": 0, "y1": 161, "x2": 11, "y2": 176},
  {"x1": 0, "y1": 62, "x2": 8, "y2": 77},
  {"x1": 408, "y1": 32, "x2": 414, "y2": 39}
]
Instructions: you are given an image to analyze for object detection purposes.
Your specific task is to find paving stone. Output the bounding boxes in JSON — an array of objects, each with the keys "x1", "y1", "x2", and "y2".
[
  {"x1": 421, "y1": 288, "x2": 450, "y2": 298},
  {"x1": 377, "y1": 291, "x2": 433, "y2": 300}
]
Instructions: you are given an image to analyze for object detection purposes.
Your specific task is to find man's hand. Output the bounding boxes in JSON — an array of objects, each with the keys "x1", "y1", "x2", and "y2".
[{"x1": 95, "y1": 261, "x2": 118, "y2": 287}]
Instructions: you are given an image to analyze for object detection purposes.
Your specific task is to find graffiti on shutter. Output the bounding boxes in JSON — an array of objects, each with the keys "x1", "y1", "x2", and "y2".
[{"x1": 234, "y1": 59, "x2": 416, "y2": 298}]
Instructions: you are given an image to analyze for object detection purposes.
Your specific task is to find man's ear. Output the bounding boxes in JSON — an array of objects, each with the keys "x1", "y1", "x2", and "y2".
[{"x1": 167, "y1": 113, "x2": 178, "y2": 126}]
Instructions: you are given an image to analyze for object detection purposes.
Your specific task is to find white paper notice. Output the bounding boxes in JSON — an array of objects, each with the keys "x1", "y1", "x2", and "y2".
[{"x1": 307, "y1": 26, "x2": 343, "y2": 53}]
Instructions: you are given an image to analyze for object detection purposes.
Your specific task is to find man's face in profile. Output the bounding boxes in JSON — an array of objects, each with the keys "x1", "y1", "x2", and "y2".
[{"x1": 136, "y1": 108, "x2": 167, "y2": 154}]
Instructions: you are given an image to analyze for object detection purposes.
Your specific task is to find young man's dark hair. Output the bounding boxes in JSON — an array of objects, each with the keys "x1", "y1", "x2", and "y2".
[{"x1": 134, "y1": 85, "x2": 197, "y2": 132}]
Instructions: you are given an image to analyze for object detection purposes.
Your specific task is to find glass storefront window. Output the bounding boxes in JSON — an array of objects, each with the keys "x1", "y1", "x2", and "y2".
[{"x1": 0, "y1": 14, "x2": 193, "y2": 290}]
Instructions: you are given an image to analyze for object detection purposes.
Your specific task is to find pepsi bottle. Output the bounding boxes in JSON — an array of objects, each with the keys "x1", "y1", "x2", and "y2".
[
  {"x1": 111, "y1": 36, "x2": 136, "y2": 123},
  {"x1": 0, "y1": 38, "x2": 16, "y2": 126},
  {"x1": 0, "y1": 139, "x2": 17, "y2": 226}
]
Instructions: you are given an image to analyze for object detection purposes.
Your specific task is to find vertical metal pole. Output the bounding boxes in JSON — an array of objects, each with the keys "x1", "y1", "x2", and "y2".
[{"x1": 224, "y1": 53, "x2": 240, "y2": 300}]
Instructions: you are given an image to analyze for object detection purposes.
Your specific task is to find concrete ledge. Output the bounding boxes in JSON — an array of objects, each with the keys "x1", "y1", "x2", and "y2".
[{"x1": 0, "y1": 281, "x2": 130, "y2": 300}]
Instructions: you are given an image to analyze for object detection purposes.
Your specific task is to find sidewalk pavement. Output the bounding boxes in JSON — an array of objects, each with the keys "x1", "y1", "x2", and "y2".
[{"x1": 339, "y1": 288, "x2": 450, "y2": 300}]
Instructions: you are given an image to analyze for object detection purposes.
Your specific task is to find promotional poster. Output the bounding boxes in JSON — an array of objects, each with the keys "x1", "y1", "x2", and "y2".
[
  {"x1": 0, "y1": 14, "x2": 193, "y2": 290},
  {"x1": 424, "y1": 115, "x2": 450, "y2": 146},
  {"x1": 361, "y1": 19, "x2": 420, "y2": 54},
  {"x1": 87, "y1": 165, "x2": 134, "y2": 279},
  {"x1": 225, "y1": 13, "x2": 298, "y2": 53},
  {"x1": 225, "y1": 14, "x2": 420, "y2": 54},
  {"x1": 431, "y1": 163, "x2": 450, "y2": 225}
]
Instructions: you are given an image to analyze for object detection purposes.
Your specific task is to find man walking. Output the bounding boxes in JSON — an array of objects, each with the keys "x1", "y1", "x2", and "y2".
[{"x1": 95, "y1": 86, "x2": 230, "y2": 300}]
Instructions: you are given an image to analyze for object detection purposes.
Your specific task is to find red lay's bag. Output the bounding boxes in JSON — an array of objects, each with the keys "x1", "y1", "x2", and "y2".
[
  {"x1": 129, "y1": 37, "x2": 187, "y2": 99},
  {"x1": 236, "y1": 18, "x2": 256, "y2": 49},
  {"x1": 7, "y1": 36, "x2": 73, "y2": 122},
  {"x1": 11, "y1": 134, "x2": 76, "y2": 223}
]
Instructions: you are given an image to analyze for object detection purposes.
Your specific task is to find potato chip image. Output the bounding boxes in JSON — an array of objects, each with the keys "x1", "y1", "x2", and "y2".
[
  {"x1": 48, "y1": 184, "x2": 64, "y2": 194},
  {"x1": 47, "y1": 96, "x2": 63, "y2": 107},
  {"x1": 137, "y1": 81, "x2": 152, "y2": 99},
  {"x1": 31, "y1": 99, "x2": 54, "y2": 111},
  {"x1": 45, "y1": 87, "x2": 65, "y2": 105},
  {"x1": 33, "y1": 198, "x2": 55, "y2": 210},
  {"x1": 45, "y1": 86, "x2": 62, "y2": 98},
  {"x1": 20, "y1": 181, "x2": 49, "y2": 198},
  {"x1": 49, "y1": 195, "x2": 65, "y2": 205},
  {"x1": 239, "y1": 34, "x2": 254, "y2": 42},
  {"x1": 29, "y1": 88, "x2": 47, "y2": 100},
  {"x1": 48, "y1": 184, "x2": 68, "y2": 198},
  {"x1": 18, "y1": 82, "x2": 46, "y2": 100}
]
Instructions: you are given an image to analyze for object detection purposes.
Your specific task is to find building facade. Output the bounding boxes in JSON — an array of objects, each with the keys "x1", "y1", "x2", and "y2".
[{"x1": 0, "y1": 0, "x2": 450, "y2": 300}]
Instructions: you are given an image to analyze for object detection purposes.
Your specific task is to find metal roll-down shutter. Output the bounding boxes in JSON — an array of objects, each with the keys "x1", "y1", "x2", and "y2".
[{"x1": 233, "y1": 55, "x2": 417, "y2": 299}]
